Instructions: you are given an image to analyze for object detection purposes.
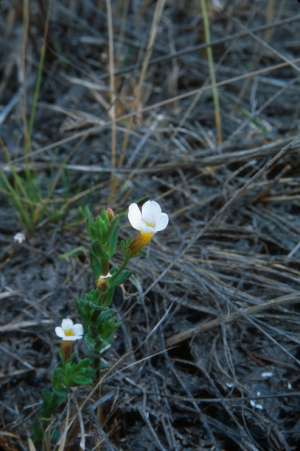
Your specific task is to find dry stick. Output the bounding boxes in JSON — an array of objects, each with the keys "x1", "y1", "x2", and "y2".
[
  {"x1": 162, "y1": 144, "x2": 300, "y2": 348},
  {"x1": 143, "y1": 137, "x2": 297, "y2": 300},
  {"x1": 68, "y1": 299, "x2": 300, "y2": 434},
  {"x1": 98, "y1": 14, "x2": 300, "y2": 80},
  {"x1": 0, "y1": 319, "x2": 53, "y2": 333},
  {"x1": 136, "y1": 57, "x2": 300, "y2": 117},
  {"x1": 265, "y1": 0, "x2": 276, "y2": 41},
  {"x1": 57, "y1": 398, "x2": 70, "y2": 451},
  {"x1": 3, "y1": 135, "x2": 299, "y2": 176},
  {"x1": 113, "y1": 141, "x2": 300, "y2": 347},
  {"x1": 62, "y1": 284, "x2": 298, "y2": 440},
  {"x1": 117, "y1": 0, "x2": 166, "y2": 169},
  {"x1": 73, "y1": 396, "x2": 86, "y2": 451},
  {"x1": 236, "y1": 20, "x2": 300, "y2": 75},
  {"x1": 233, "y1": 15, "x2": 300, "y2": 108},
  {"x1": 225, "y1": 75, "x2": 299, "y2": 146},
  {"x1": 167, "y1": 293, "x2": 300, "y2": 347},
  {"x1": 0, "y1": 290, "x2": 19, "y2": 300},
  {"x1": 8, "y1": 55, "x2": 300, "y2": 166},
  {"x1": 169, "y1": 42, "x2": 232, "y2": 146},
  {"x1": 106, "y1": 0, "x2": 117, "y2": 198}
]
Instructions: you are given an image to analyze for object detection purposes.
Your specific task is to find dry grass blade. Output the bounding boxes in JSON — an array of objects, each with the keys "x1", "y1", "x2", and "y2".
[
  {"x1": 135, "y1": 0, "x2": 167, "y2": 114},
  {"x1": 167, "y1": 293, "x2": 300, "y2": 346}
]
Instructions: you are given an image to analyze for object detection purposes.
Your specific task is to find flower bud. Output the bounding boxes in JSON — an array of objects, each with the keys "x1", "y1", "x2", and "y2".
[
  {"x1": 128, "y1": 232, "x2": 153, "y2": 256},
  {"x1": 107, "y1": 208, "x2": 115, "y2": 221},
  {"x1": 96, "y1": 272, "x2": 112, "y2": 290},
  {"x1": 60, "y1": 341, "x2": 73, "y2": 361}
]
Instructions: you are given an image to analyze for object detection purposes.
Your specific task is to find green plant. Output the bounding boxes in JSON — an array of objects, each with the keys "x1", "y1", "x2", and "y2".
[
  {"x1": 0, "y1": 161, "x2": 47, "y2": 234},
  {"x1": 0, "y1": 4, "x2": 51, "y2": 234},
  {"x1": 33, "y1": 200, "x2": 169, "y2": 447}
]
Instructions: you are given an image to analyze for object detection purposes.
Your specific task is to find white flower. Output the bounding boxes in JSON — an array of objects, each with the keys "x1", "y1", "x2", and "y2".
[
  {"x1": 14, "y1": 232, "x2": 26, "y2": 244},
  {"x1": 212, "y1": 0, "x2": 224, "y2": 11},
  {"x1": 128, "y1": 200, "x2": 169, "y2": 234},
  {"x1": 55, "y1": 318, "x2": 83, "y2": 341}
]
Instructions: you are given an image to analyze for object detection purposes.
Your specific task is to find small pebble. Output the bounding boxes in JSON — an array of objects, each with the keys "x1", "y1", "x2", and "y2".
[
  {"x1": 261, "y1": 371, "x2": 273, "y2": 379},
  {"x1": 250, "y1": 399, "x2": 263, "y2": 410}
]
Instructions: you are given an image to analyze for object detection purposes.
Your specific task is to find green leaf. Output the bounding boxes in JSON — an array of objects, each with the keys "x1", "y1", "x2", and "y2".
[
  {"x1": 110, "y1": 269, "x2": 131, "y2": 288},
  {"x1": 52, "y1": 359, "x2": 95, "y2": 390},
  {"x1": 107, "y1": 217, "x2": 120, "y2": 258},
  {"x1": 120, "y1": 238, "x2": 132, "y2": 257},
  {"x1": 32, "y1": 388, "x2": 67, "y2": 445},
  {"x1": 40, "y1": 389, "x2": 67, "y2": 419},
  {"x1": 59, "y1": 246, "x2": 87, "y2": 262}
]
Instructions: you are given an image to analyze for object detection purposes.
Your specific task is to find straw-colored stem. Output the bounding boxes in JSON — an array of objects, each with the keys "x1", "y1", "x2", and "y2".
[
  {"x1": 265, "y1": 0, "x2": 275, "y2": 41},
  {"x1": 200, "y1": 0, "x2": 222, "y2": 145},
  {"x1": 117, "y1": 0, "x2": 166, "y2": 170},
  {"x1": 28, "y1": 14, "x2": 49, "y2": 142},
  {"x1": 136, "y1": 0, "x2": 166, "y2": 112},
  {"x1": 106, "y1": 0, "x2": 117, "y2": 197},
  {"x1": 22, "y1": 0, "x2": 30, "y2": 166}
]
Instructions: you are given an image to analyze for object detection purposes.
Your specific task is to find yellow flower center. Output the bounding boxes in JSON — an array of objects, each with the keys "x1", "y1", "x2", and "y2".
[
  {"x1": 144, "y1": 221, "x2": 155, "y2": 228},
  {"x1": 64, "y1": 329, "x2": 75, "y2": 337},
  {"x1": 139, "y1": 232, "x2": 154, "y2": 246}
]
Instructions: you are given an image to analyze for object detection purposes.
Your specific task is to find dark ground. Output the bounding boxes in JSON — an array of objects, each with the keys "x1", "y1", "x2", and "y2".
[{"x1": 1, "y1": 1, "x2": 300, "y2": 450}]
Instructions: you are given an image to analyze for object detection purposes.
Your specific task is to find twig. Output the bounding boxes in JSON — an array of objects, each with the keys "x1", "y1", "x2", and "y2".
[
  {"x1": 98, "y1": 14, "x2": 300, "y2": 80},
  {"x1": 167, "y1": 293, "x2": 300, "y2": 347},
  {"x1": 0, "y1": 319, "x2": 53, "y2": 333},
  {"x1": 9, "y1": 56, "x2": 300, "y2": 165}
]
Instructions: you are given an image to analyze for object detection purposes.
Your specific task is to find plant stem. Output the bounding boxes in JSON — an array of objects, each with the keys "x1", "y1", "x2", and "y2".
[{"x1": 200, "y1": 0, "x2": 222, "y2": 145}]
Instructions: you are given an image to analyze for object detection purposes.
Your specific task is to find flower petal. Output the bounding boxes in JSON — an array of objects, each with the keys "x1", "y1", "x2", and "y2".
[
  {"x1": 63, "y1": 335, "x2": 78, "y2": 342},
  {"x1": 62, "y1": 318, "x2": 74, "y2": 330},
  {"x1": 142, "y1": 201, "x2": 161, "y2": 225},
  {"x1": 73, "y1": 323, "x2": 84, "y2": 337},
  {"x1": 128, "y1": 203, "x2": 143, "y2": 230},
  {"x1": 154, "y1": 212, "x2": 169, "y2": 232},
  {"x1": 55, "y1": 327, "x2": 64, "y2": 338},
  {"x1": 140, "y1": 223, "x2": 156, "y2": 233}
]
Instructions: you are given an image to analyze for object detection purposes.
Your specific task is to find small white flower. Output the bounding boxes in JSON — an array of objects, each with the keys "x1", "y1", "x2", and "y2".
[
  {"x1": 128, "y1": 200, "x2": 169, "y2": 234},
  {"x1": 212, "y1": 0, "x2": 224, "y2": 11},
  {"x1": 55, "y1": 318, "x2": 83, "y2": 341},
  {"x1": 14, "y1": 232, "x2": 26, "y2": 244}
]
